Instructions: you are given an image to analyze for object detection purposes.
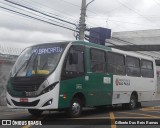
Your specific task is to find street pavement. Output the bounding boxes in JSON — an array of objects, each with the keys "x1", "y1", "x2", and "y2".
[{"x1": 0, "y1": 100, "x2": 160, "y2": 126}]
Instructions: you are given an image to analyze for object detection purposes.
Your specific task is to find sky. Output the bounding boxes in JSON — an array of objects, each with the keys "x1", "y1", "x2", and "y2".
[{"x1": 0, "y1": 0, "x2": 160, "y2": 51}]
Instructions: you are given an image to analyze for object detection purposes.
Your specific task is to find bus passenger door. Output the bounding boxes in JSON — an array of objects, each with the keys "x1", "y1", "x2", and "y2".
[{"x1": 59, "y1": 45, "x2": 86, "y2": 108}]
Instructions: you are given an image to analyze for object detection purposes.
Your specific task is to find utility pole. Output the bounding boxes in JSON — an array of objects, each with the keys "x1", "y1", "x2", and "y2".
[
  {"x1": 79, "y1": 0, "x2": 86, "y2": 40},
  {"x1": 79, "y1": 0, "x2": 95, "y2": 40}
]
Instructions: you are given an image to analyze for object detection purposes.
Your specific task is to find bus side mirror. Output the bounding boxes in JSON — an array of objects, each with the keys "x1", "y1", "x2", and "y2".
[{"x1": 69, "y1": 53, "x2": 78, "y2": 65}]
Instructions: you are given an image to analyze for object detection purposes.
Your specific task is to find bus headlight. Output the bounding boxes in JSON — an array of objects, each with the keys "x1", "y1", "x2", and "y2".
[
  {"x1": 42, "y1": 99, "x2": 53, "y2": 107},
  {"x1": 40, "y1": 82, "x2": 59, "y2": 95}
]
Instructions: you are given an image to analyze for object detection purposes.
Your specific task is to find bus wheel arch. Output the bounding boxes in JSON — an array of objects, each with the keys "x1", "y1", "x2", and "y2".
[
  {"x1": 122, "y1": 91, "x2": 138, "y2": 110},
  {"x1": 132, "y1": 91, "x2": 141, "y2": 108},
  {"x1": 128, "y1": 91, "x2": 138, "y2": 109},
  {"x1": 67, "y1": 92, "x2": 86, "y2": 118},
  {"x1": 72, "y1": 92, "x2": 86, "y2": 107}
]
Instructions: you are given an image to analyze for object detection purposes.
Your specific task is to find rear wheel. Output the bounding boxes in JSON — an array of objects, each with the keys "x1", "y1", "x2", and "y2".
[
  {"x1": 28, "y1": 109, "x2": 43, "y2": 116},
  {"x1": 129, "y1": 95, "x2": 137, "y2": 109},
  {"x1": 122, "y1": 95, "x2": 137, "y2": 110},
  {"x1": 67, "y1": 98, "x2": 82, "y2": 118}
]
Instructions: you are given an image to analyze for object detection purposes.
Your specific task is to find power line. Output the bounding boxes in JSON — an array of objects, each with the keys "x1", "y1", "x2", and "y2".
[
  {"x1": 61, "y1": 0, "x2": 80, "y2": 8},
  {"x1": 87, "y1": 16, "x2": 158, "y2": 27},
  {"x1": 59, "y1": 0, "x2": 125, "y2": 32},
  {"x1": 117, "y1": 0, "x2": 160, "y2": 28},
  {"x1": 153, "y1": 0, "x2": 160, "y2": 7},
  {"x1": 0, "y1": 1, "x2": 69, "y2": 28},
  {"x1": 0, "y1": 6, "x2": 78, "y2": 32},
  {"x1": 22, "y1": 0, "x2": 79, "y2": 24},
  {"x1": 4, "y1": 0, "x2": 77, "y2": 27},
  {"x1": 60, "y1": 0, "x2": 97, "y2": 15}
]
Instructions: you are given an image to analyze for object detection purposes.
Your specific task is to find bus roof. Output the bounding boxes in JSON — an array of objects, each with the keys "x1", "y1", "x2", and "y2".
[
  {"x1": 72, "y1": 41, "x2": 154, "y2": 61},
  {"x1": 28, "y1": 40, "x2": 154, "y2": 61}
]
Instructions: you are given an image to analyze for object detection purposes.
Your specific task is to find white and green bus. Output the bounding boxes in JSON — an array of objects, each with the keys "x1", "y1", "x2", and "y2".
[{"x1": 7, "y1": 41, "x2": 157, "y2": 117}]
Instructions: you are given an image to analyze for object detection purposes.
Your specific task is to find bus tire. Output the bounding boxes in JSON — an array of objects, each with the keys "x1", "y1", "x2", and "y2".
[
  {"x1": 68, "y1": 98, "x2": 82, "y2": 118},
  {"x1": 128, "y1": 95, "x2": 137, "y2": 110},
  {"x1": 28, "y1": 109, "x2": 43, "y2": 117}
]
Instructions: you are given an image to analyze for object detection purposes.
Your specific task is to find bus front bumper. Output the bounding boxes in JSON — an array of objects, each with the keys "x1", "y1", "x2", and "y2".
[{"x1": 6, "y1": 89, "x2": 59, "y2": 110}]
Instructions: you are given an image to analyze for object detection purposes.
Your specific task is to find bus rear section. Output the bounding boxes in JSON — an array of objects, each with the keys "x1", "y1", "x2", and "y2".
[{"x1": 110, "y1": 49, "x2": 156, "y2": 109}]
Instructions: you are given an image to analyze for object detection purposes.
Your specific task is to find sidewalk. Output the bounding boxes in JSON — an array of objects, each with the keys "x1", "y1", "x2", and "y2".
[
  {"x1": 0, "y1": 106, "x2": 12, "y2": 112},
  {"x1": 0, "y1": 106, "x2": 26, "y2": 112}
]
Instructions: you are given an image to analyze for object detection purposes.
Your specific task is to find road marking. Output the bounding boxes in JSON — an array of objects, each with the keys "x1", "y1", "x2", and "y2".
[
  {"x1": 140, "y1": 106, "x2": 160, "y2": 111},
  {"x1": 144, "y1": 111, "x2": 160, "y2": 113},
  {"x1": 118, "y1": 111, "x2": 160, "y2": 118},
  {"x1": 109, "y1": 112, "x2": 116, "y2": 128},
  {"x1": 22, "y1": 125, "x2": 31, "y2": 128},
  {"x1": 116, "y1": 116, "x2": 160, "y2": 118}
]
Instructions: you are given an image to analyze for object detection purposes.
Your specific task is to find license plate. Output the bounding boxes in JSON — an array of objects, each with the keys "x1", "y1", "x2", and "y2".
[{"x1": 20, "y1": 98, "x2": 28, "y2": 102}]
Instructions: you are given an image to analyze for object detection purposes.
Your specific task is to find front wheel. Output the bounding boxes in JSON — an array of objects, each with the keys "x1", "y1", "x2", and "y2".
[
  {"x1": 67, "y1": 98, "x2": 82, "y2": 118},
  {"x1": 28, "y1": 109, "x2": 43, "y2": 117}
]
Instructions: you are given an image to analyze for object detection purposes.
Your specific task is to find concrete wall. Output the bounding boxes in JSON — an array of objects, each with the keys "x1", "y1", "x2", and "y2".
[
  {"x1": 106, "y1": 29, "x2": 160, "y2": 47},
  {"x1": 111, "y1": 29, "x2": 160, "y2": 45},
  {"x1": 0, "y1": 63, "x2": 13, "y2": 105}
]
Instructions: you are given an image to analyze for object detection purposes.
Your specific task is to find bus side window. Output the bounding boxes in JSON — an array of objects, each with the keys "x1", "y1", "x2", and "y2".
[
  {"x1": 90, "y1": 48, "x2": 105, "y2": 73},
  {"x1": 126, "y1": 56, "x2": 141, "y2": 77},
  {"x1": 61, "y1": 45, "x2": 85, "y2": 80},
  {"x1": 106, "y1": 52, "x2": 125, "y2": 75},
  {"x1": 141, "y1": 59, "x2": 154, "y2": 78}
]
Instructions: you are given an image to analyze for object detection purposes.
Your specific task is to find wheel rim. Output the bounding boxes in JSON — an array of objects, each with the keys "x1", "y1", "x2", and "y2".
[
  {"x1": 130, "y1": 98, "x2": 136, "y2": 109},
  {"x1": 72, "y1": 102, "x2": 80, "y2": 115}
]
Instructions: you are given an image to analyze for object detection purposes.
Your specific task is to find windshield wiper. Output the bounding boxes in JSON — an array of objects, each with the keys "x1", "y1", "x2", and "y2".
[{"x1": 14, "y1": 52, "x2": 36, "y2": 77}]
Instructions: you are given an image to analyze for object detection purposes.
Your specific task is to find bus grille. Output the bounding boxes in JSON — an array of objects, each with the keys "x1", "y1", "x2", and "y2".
[
  {"x1": 11, "y1": 99, "x2": 40, "y2": 107},
  {"x1": 12, "y1": 84, "x2": 40, "y2": 92},
  {"x1": 10, "y1": 76, "x2": 46, "y2": 92}
]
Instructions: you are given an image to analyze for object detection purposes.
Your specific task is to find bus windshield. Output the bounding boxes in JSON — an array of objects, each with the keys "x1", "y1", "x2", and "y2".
[{"x1": 11, "y1": 43, "x2": 67, "y2": 77}]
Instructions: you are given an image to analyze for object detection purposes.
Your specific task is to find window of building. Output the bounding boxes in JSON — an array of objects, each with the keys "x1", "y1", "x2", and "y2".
[
  {"x1": 141, "y1": 59, "x2": 154, "y2": 78},
  {"x1": 90, "y1": 48, "x2": 105, "y2": 73},
  {"x1": 106, "y1": 52, "x2": 125, "y2": 75},
  {"x1": 126, "y1": 56, "x2": 140, "y2": 77}
]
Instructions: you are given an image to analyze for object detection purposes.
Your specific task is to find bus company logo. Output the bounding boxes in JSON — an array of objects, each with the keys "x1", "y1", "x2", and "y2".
[
  {"x1": 115, "y1": 78, "x2": 119, "y2": 86},
  {"x1": 115, "y1": 78, "x2": 130, "y2": 86}
]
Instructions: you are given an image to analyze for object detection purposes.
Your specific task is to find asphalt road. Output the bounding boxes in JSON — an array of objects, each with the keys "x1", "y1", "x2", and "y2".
[{"x1": 0, "y1": 100, "x2": 160, "y2": 128}]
